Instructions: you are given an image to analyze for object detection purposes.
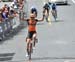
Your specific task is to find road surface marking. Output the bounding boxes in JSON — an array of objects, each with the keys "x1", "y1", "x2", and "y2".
[{"x1": 64, "y1": 60, "x2": 75, "y2": 62}]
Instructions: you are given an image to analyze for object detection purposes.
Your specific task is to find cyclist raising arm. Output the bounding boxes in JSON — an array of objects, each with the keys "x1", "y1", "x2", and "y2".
[
  {"x1": 22, "y1": 13, "x2": 44, "y2": 22},
  {"x1": 21, "y1": 12, "x2": 44, "y2": 57}
]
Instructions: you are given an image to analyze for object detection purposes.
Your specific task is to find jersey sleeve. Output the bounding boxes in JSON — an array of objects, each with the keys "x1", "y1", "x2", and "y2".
[
  {"x1": 26, "y1": 19, "x2": 29, "y2": 21},
  {"x1": 26, "y1": 19, "x2": 29, "y2": 25},
  {"x1": 35, "y1": 19, "x2": 38, "y2": 22}
]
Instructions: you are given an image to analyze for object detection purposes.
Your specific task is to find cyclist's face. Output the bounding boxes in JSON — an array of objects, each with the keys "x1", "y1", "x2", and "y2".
[
  {"x1": 30, "y1": 17, "x2": 35, "y2": 20},
  {"x1": 30, "y1": 13, "x2": 35, "y2": 20}
]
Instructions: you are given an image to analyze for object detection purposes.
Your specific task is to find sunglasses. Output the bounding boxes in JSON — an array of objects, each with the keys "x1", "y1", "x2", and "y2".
[{"x1": 30, "y1": 17, "x2": 35, "y2": 18}]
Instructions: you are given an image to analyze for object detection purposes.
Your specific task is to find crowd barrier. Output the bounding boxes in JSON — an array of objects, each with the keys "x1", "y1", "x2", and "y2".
[
  {"x1": 0, "y1": 14, "x2": 24, "y2": 41},
  {"x1": 0, "y1": 19, "x2": 12, "y2": 40},
  {"x1": 0, "y1": 1, "x2": 28, "y2": 41}
]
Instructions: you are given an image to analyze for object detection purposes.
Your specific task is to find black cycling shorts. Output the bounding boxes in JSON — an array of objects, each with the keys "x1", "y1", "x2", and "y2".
[{"x1": 27, "y1": 31, "x2": 36, "y2": 39}]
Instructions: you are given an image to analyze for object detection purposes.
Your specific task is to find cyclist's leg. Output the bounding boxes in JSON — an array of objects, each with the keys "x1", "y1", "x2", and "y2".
[
  {"x1": 55, "y1": 9, "x2": 57, "y2": 19},
  {"x1": 43, "y1": 8, "x2": 45, "y2": 17},
  {"x1": 47, "y1": 9, "x2": 50, "y2": 22},
  {"x1": 32, "y1": 32, "x2": 38, "y2": 47},
  {"x1": 45, "y1": 9, "x2": 49, "y2": 22},
  {"x1": 43, "y1": 8, "x2": 45, "y2": 13},
  {"x1": 53, "y1": 10, "x2": 57, "y2": 21},
  {"x1": 51, "y1": 10, "x2": 54, "y2": 16},
  {"x1": 33, "y1": 31, "x2": 37, "y2": 39},
  {"x1": 26, "y1": 32, "x2": 33, "y2": 56},
  {"x1": 26, "y1": 38, "x2": 32, "y2": 60},
  {"x1": 47, "y1": 9, "x2": 49, "y2": 16},
  {"x1": 51, "y1": 10, "x2": 56, "y2": 21},
  {"x1": 26, "y1": 38, "x2": 31, "y2": 57},
  {"x1": 43, "y1": 8, "x2": 49, "y2": 22}
]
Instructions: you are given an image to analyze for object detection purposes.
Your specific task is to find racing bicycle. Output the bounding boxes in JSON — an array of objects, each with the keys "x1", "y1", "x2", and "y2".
[{"x1": 26, "y1": 35, "x2": 38, "y2": 60}]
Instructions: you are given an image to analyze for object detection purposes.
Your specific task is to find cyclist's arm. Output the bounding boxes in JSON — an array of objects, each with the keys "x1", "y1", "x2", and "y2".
[
  {"x1": 21, "y1": 18, "x2": 28, "y2": 21},
  {"x1": 38, "y1": 15, "x2": 45, "y2": 22}
]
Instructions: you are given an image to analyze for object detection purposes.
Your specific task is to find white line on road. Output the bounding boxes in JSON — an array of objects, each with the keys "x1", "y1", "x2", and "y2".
[{"x1": 64, "y1": 60, "x2": 75, "y2": 62}]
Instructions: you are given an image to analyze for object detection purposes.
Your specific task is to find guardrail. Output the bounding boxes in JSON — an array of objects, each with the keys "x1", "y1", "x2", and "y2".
[
  {"x1": 0, "y1": 0, "x2": 28, "y2": 41},
  {"x1": 0, "y1": 18, "x2": 12, "y2": 40}
]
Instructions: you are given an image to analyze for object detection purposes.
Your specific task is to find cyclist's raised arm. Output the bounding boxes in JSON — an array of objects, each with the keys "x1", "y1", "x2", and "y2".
[
  {"x1": 21, "y1": 18, "x2": 28, "y2": 21},
  {"x1": 38, "y1": 14, "x2": 45, "y2": 22}
]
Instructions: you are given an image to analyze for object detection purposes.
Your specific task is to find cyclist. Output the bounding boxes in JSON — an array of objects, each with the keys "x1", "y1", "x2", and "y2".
[
  {"x1": 51, "y1": 3, "x2": 57, "y2": 21},
  {"x1": 30, "y1": 6, "x2": 37, "y2": 17},
  {"x1": 43, "y1": 2, "x2": 51, "y2": 22},
  {"x1": 22, "y1": 12, "x2": 44, "y2": 57}
]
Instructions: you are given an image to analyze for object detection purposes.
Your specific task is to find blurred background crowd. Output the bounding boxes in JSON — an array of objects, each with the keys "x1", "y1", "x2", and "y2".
[{"x1": 0, "y1": 0, "x2": 24, "y2": 23}]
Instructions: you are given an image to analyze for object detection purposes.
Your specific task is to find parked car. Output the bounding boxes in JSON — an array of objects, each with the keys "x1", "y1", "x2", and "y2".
[{"x1": 49, "y1": 0, "x2": 68, "y2": 5}]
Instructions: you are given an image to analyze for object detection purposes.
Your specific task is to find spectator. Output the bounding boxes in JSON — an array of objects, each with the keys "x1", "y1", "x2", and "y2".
[
  {"x1": 8, "y1": 10, "x2": 15, "y2": 19},
  {"x1": 13, "y1": 0, "x2": 18, "y2": 9},
  {"x1": 2, "y1": 4, "x2": 10, "y2": 19},
  {"x1": 0, "y1": 9, "x2": 3, "y2": 23},
  {"x1": 10, "y1": 5, "x2": 14, "y2": 10},
  {"x1": 0, "y1": 0, "x2": 2, "y2": 2},
  {"x1": 18, "y1": 0, "x2": 24, "y2": 11},
  {"x1": 2, "y1": 10, "x2": 8, "y2": 19},
  {"x1": 13, "y1": 11, "x2": 18, "y2": 17},
  {"x1": 19, "y1": 2, "x2": 23, "y2": 11},
  {"x1": 2, "y1": 4, "x2": 9, "y2": 12}
]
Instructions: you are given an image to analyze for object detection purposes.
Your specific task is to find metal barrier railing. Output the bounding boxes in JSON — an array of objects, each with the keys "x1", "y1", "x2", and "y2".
[
  {"x1": 0, "y1": 13, "x2": 25, "y2": 41},
  {"x1": 0, "y1": 0, "x2": 28, "y2": 41},
  {"x1": 0, "y1": 18, "x2": 13, "y2": 40},
  {"x1": 0, "y1": 22, "x2": 4, "y2": 40}
]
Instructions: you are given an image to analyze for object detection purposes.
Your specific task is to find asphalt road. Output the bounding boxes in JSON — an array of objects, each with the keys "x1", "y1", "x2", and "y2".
[{"x1": 0, "y1": 0, "x2": 75, "y2": 62}]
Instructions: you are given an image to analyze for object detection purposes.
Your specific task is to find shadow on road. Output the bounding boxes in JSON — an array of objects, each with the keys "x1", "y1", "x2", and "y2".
[
  {"x1": 0, "y1": 26, "x2": 25, "y2": 44},
  {"x1": 51, "y1": 20, "x2": 64, "y2": 23},
  {"x1": 7, "y1": 56, "x2": 75, "y2": 62},
  {"x1": 0, "y1": 53, "x2": 15, "y2": 61},
  {"x1": 31, "y1": 56, "x2": 75, "y2": 61}
]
